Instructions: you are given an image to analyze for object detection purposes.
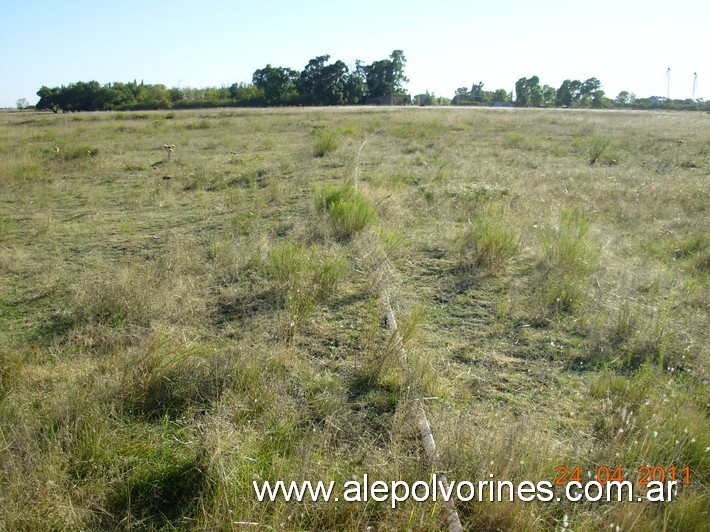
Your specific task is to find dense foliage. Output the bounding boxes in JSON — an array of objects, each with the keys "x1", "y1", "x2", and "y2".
[
  {"x1": 452, "y1": 77, "x2": 709, "y2": 111},
  {"x1": 34, "y1": 50, "x2": 709, "y2": 112},
  {"x1": 35, "y1": 51, "x2": 408, "y2": 112}
]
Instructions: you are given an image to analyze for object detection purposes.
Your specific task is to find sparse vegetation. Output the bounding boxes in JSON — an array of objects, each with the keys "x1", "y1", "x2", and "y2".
[{"x1": 0, "y1": 107, "x2": 707, "y2": 530}]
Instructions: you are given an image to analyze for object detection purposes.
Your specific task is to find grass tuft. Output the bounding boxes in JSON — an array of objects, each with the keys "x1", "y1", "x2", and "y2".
[
  {"x1": 119, "y1": 335, "x2": 235, "y2": 419},
  {"x1": 312, "y1": 129, "x2": 340, "y2": 157},
  {"x1": 588, "y1": 136, "x2": 610, "y2": 165},
  {"x1": 535, "y1": 208, "x2": 599, "y2": 315},
  {"x1": 267, "y1": 243, "x2": 347, "y2": 340},
  {"x1": 455, "y1": 207, "x2": 518, "y2": 272},
  {"x1": 53, "y1": 144, "x2": 99, "y2": 161},
  {"x1": 312, "y1": 184, "x2": 376, "y2": 239}
]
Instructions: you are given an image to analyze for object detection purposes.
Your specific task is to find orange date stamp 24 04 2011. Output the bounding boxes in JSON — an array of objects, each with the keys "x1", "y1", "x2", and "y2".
[{"x1": 555, "y1": 465, "x2": 691, "y2": 487}]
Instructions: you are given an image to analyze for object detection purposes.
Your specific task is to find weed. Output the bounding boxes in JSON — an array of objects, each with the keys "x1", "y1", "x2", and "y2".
[
  {"x1": 267, "y1": 242, "x2": 312, "y2": 289},
  {"x1": 314, "y1": 255, "x2": 348, "y2": 301},
  {"x1": 279, "y1": 160, "x2": 295, "y2": 174},
  {"x1": 62, "y1": 265, "x2": 156, "y2": 345},
  {"x1": 535, "y1": 208, "x2": 599, "y2": 315},
  {"x1": 312, "y1": 129, "x2": 339, "y2": 157},
  {"x1": 455, "y1": 207, "x2": 518, "y2": 272},
  {"x1": 185, "y1": 120, "x2": 211, "y2": 130},
  {"x1": 119, "y1": 334, "x2": 235, "y2": 418},
  {"x1": 327, "y1": 196, "x2": 376, "y2": 239},
  {"x1": 503, "y1": 132, "x2": 531, "y2": 149},
  {"x1": 356, "y1": 298, "x2": 424, "y2": 387},
  {"x1": 433, "y1": 159, "x2": 452, "y2": 181},
  {"x1": 540, "y1": 209, "x2": 598, "y2": 276},
  {"x1": 53, "y1": 144, "x2": 99, "y2": 161},
  {"x1": 10, "y1": 162, "x2": 45, "y2": 181},
  {"x1": 312, "y1": 184, "x2": 376, "y2": 239},
  {"x1": 267, "y1": 243, "x2": 346, "y2": 340},
  {"x1": 589, "y1": 136, "x2": 610, "y2": 165},
  {"x1": 103, "y1": 423, "x2": 207, "y2": 527}
]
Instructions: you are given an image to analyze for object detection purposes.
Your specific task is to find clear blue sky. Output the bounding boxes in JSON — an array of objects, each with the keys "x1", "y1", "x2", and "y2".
[{"x1": 1, "y1": 0, "x2": 708, "y2": 107}]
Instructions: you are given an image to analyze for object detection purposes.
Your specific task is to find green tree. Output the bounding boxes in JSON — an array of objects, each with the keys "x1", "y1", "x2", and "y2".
[
  {"x1": 515, "y1": 76, "x2": 542, "y2": 107},
  {"x1": 542, "y1": 85, "x2": 556, "y2": 106},
  {"x1": 252, "y1": 64, "x2": 298, "y2": 106},
  {"x1": 142, "y1": 84, "x2": 172, "y2": 109},
  {"x1": 414, "y1": 91, "x2": 436, "y2": 106},
  {"x1": 556, "y1": 79, "x2": 582, "y2": 107},
  {"x1": 580, "y1": 77, "x2": 601, "y2": 107},
  {"x1": 452, "y1": 87, "x2": 471, "y2": 105},
  {"x1": 364, "y1": 50, "x2": 408, "y2": 99},
  {"x1": 492, "y1": 89, "x2": 510, "y2": 103},
  {"x1": 515, "y1": 78, "x2": 528, "y2": 106},
  {"x1": 343, "y1": 60, "x2": 366, "y2": 104},
  {"x1": 230, "y1": 83, "x2": 264, "y2": 106},
  {"x1": 615, "y1": 91, "x2": 636, "y2": 106},
  {"x1": 298, "y1": 55, "x2": 329, "y2": 104},
  {"x1": 470, "y1": 81, "x2": 485, "y2": 102},
  {"x1": 591, "y1": 89, "x2": 610, "y2": 109},
  {"x1": 297, "y1": 55, "x2": 351, "y2": 105}
]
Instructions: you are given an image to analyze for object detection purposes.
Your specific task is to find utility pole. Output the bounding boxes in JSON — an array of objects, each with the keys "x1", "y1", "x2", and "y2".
[
  {"x1": 666, "y1": 67, "x2": 671, "y2": 100},
  {"x1": 692, "y1": 72, "x2": 698, "y2": 101}
]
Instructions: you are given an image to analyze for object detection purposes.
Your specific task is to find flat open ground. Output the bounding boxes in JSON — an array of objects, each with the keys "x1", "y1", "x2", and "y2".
[{"x1": 0, "y1": 107, "x2": 708, "y2": 530}]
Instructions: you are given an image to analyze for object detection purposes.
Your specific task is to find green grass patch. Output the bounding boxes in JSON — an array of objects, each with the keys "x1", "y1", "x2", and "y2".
[
  {"x1": 455, "y1": 207, "x2": 518, "y2": 272},
  {"x1": 312, "y1": 129, "x2": 340, "y2": 157},
  {"x1": 312, "y1": 184, "x2": 376, "y2": 239},
  {"x1": 534, "y1": 208, "x2": 599, "y2": 316}
]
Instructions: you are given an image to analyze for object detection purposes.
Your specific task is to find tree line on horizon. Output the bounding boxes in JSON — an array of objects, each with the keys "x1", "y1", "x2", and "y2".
[
  {"x1": 34, "y1": 51, "x2": 408, "y2": 113},
  {"x1": 32, "y1": 50, "x2": 708, "y2": 113}
]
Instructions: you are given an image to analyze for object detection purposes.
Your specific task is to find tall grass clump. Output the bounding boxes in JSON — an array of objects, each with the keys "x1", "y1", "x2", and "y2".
[
  {"x1": 356, "y1": 299, "x2": 424, "y2": 388},
  {"x1": 119, "y1": 334, "x2": 236, "y2": 419},
  {"x1": 588, "y1": 136, "x2": 610, "y2": 165},
  {"x1": 590, "y1": 299, "x2": 682, "y2": 370},
  {"x1": 503, "y1": 132, "x2": 532, "y2": 150},
  {"x1": 455, "y1": 208, "x2": 518, "y2": 272},
  {"x1": 99, "y1": 421, "x2": 207, "y2": 529},
  {"x1": 56, "y1": 266, "x2": 159, "y2": 350},
  {"x1": 267, "y1": 243, "x2": 347, "y2": 340},
  {"x1": 535, "y1": 209, "x2": 599, "y2": 315},
  {"x1": 312, "y1": 129, "x2": 340, "y2": 157},
  {"x1": 312, "y1": 184, "x2": 376, "y2": 239},
  {"x1": 540, "y1": 209, "x2": 597, "y2": 275},
  {"x1": 52, "y1": 144, "x2": 99, "y2": 162}
]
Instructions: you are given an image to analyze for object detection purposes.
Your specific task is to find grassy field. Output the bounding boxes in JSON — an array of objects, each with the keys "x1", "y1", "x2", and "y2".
[{"x1": 0, "y1": 106, "x2": 708, "y2": 530}]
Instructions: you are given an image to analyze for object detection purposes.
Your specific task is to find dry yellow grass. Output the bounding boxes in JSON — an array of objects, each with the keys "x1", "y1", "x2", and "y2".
[{"x1": 0, "y1": 107, "x2": 707, "y2": 530}]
